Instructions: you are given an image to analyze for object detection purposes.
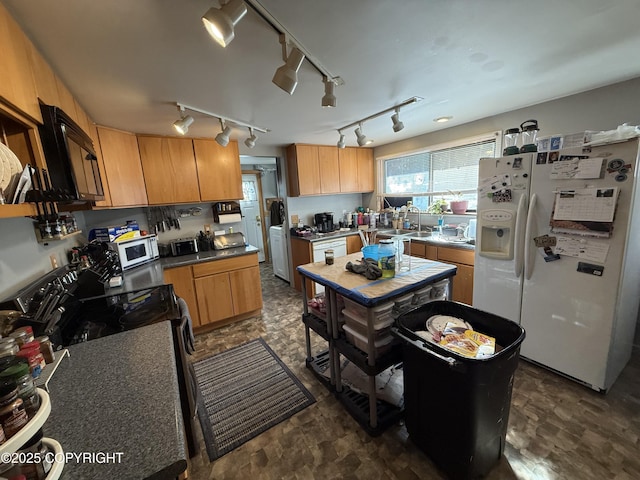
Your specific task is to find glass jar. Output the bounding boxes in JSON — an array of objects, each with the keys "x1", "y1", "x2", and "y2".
[
  {"x1": 0, "y1": 359, "x2": 40, "y2": 418},
  {"x1": 35, "y1": 336, "x2": 55, "y2": 365},
  {"x1": 16, "y1": 341, "x2": 45, "y2": 379},
  {"x1": 9, "y1": 329, "x2": 31, "y2": 349},
  {"x1": 0, "y1": 340, "x2": 18, "y2": 359},
  {"x1": 378, "y1": 240, "x2": 396, "y2": 279},
  {"x1": 324, "y1": 249, "x2": 334, "y2": 265},
  {"x1": 0, "y1": 380, "x2": 28, "y2": 440},
  {"x1": 18, "y1": 428, "x2": 51, "y2": 479}
]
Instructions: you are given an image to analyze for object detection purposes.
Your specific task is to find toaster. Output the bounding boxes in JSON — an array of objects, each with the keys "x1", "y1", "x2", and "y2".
[{"x1": 170, "y1": 238, "x2": 198, "y2": 257}]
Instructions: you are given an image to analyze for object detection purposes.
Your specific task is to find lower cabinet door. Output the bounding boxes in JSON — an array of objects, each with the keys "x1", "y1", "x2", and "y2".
[
  {"x1": 230, "y1": 266, "x2": 263, "y2": 314},
  {"x1": 451, "y1": 263, "x2": 474, "y2": 305},
  {"x1": 163, "y1": 265, "x2": 200, "y2": 328},
  {"x1": 195, "y1": 273, "x2": 234, "y2": 324}
]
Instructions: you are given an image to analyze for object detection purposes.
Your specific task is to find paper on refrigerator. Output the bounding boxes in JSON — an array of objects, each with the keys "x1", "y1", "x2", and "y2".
[{"x1": 553, "y1": 236, "x2": 610, "y2": 263}]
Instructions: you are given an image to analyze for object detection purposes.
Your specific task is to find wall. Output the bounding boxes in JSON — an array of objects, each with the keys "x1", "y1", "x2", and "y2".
[{"x1": 286, "y1": 193, "x2": 364, "y2": 228}]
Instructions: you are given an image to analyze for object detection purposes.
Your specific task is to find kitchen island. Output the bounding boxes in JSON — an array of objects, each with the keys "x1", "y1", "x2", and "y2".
[
  {"x1": 45, "y1": 321, "x2": 188, "y2": 479},
  {"x1": 297, "y1": 253, "x2": 457, "y2": 435}
]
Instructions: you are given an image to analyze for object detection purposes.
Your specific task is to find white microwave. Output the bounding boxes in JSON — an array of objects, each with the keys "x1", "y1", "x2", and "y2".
[{"x1": 110, "y1": 235, "x2": 159, "y2": 270}]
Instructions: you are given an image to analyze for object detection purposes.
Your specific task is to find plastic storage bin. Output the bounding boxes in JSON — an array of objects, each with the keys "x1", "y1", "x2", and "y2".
[
  {"x1": 341, "y1": 296, "x2": 394, "y2": 320},
  {"x1": 392, "y1": 301, "x2": 525, "y2": 480},
  {"x1": 412, "y1": 285, "x2": 432, "y2": 305},
  {"x1": 393, "y1": 292, "x2": 415, "y2": 315},
  {"x1": 343, "y1": 324, "x2": 395, "y2": 359},
  {"x1": 430, "y1": 279, "x2": 449, "y2": 299},
  {"x1": 342, "y1": 308, "x2": 394, "y2": 338}
]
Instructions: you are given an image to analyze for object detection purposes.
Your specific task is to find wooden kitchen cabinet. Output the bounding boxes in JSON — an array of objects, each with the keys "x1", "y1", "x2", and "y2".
[
  {"x1": 25, "y1": 40, "x2": 60, "y2": 107},
  {"x1": 346, "y1": 234, "x2": 363, "y2": 254},
  {"x1": 338, "y1": 147, "x2": 359, "y2": 193},
  {"x1": 286, "y1": 144, "x2": 321, "y2": 196},
  {"x1": 138, "y1": 135, "x2": 201, "y2": 204},
  {"x1": 194, "y1": 138, "x2": 243, "y2": 201},
  {"x1": 287, "y1": 144, "x2": 374, "y2": 196},
  {"x1": 192, "y1": 253, "x2": 263, "y2": 329},
  {"x1": 163, "y1": 265, "x2": 201, "y2": 328},
  {"x1": 88, "y1": 124, "x2": 112, "y2": 208},
  {"x1": 96, "y1": 126, "x2": 148, "y2": 207},
  {"x1": 0, "y1": 4, "x2": 41, "y2": 123},
  {"x1": 356, "y1": 148, "x2": 375, "y2": 192},
  {"x1": 436, "y1": 246, "x2": 474, "y2": 305}
]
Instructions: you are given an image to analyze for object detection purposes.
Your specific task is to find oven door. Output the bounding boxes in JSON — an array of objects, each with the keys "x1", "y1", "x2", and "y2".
[{"x1": 174, "y1": 298, "x2": 199, "y2": 458}]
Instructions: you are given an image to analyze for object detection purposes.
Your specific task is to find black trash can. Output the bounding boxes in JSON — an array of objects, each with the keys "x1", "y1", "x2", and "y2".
[{"x1": 392, "y1": 301, "x2": 525, "y2": 480}]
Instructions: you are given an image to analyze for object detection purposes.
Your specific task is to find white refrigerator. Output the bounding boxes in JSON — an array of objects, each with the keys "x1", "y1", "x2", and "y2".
[{"x1": 473, "y1": 137, "x2": 640, "y2": 392}]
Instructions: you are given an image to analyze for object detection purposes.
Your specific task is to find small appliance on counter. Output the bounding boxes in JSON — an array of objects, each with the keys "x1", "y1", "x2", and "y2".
[
  {"x1": 109, "y1": 234, "x2": 159, "y2": 270},
  {"x1": 170, "y1": 238, "x2": 199, "y2": 257},
  {"x1": 314, "y1": 212, "x2": 335, "y2": 233},
  {"x1": 213, "y1": 232, "x2": 246, "y2": 250}
]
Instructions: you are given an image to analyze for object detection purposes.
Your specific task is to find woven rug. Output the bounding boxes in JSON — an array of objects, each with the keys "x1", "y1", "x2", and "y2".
[{"x1": 194, "y1": 338, "x2": 315, "y2": 461}]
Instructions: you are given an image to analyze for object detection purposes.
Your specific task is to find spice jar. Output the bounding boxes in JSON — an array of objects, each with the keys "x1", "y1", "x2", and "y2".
[
  {"x1": 0, "y1": 359, "x2": 40, "y2": 418},
  {"x1": 324, "y1": 249, "x2": 335, "y2": 265},
  {"x1": 34, "y1": 336, "x2": 55, "y2": 365},
  {"x1": 16, "y1": 341, "x2": 45, "y2": 379},
  {"x1": 9, "y1": 328, "x2": 31, "y2": 349},
  {"x1": 0, "y1": 340, "x2": 18, "y2": 359},
  {"x1": 18, "y1": 428, "x2": 51, "y2": 480},
  {"x1": 0, "y1": 380, "x2": 28, "y2": 440}
]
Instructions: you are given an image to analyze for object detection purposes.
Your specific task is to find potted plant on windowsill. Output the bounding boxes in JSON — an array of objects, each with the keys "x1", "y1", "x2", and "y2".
[
  {"x1": 427, "y1": 198, "x2": 448, "y2": 215},
  {"x1": 448, "y1": 191, "x2": 469, "y2": 214}
]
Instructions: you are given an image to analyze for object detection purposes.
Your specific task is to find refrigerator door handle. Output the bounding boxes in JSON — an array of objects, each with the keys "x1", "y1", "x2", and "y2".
[
  {"x1": 514, "y1": 194, "x2": 527, "y2": 277},
  {"x1": 524, "y1": 193, "x2": 537, "y2": 280}
]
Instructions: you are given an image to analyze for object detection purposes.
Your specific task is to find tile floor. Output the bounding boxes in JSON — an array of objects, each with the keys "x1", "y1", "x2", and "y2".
[{"x1": 187, "y1": 263, "x2": 640, "y2": 480}]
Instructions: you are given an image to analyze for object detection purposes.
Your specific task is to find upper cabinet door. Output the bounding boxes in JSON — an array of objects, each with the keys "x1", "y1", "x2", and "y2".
[
  {"x1": 338, "y1": 147, "x2": 359, "y2": 193},
  {"x1": 318, "y1": 146, "x2": 340, "y2": 194},
  {"x1": 286, "y1": 144, "x2": 321, "y2": 196},
  {"x1": 25, "y1": 41, "x2": 59, "y2": 107},
  {"x1": 96, "y1": 127, "x2": 148, "y2": 207},
  {"x1": 356, "y1": 148, "x2": 374, "y2": 192},
  {"x1": 138, "y1": 136, "x2": 201, "y2": 205},
  {"x1": 194, "y1": 139, "x2": 243, "y2": 201},
  {"x1": 0, "y1": 4, "x2": 41, "y2": 123}
]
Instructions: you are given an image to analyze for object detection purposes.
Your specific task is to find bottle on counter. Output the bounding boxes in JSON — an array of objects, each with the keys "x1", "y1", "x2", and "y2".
[
  {"x1": 17, "y1": 428, "x2": 51, "y2": 479},
  {"x1": 9, "y1": 327, "x2": 34, "y2": 349},
  {"x1": 0, "y1": 339, "x2": 19, "y2": 359},
  {"x1": 35, "y1": 336, "x2": 55, "y2": 365}
]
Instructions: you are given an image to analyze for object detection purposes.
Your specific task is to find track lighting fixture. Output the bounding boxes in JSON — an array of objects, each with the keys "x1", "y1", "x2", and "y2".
[
  {"x1": 215, "y1": 119, "x2": 232, "y2": 147},
  {"x1": 322, "y1": 77, "x2": 337, "y2": 108},
  {"x1": 337, "y1": 132, "x2": 345, "y2": 149},
  {"x1": 272, "y1": 36, "x2": 305, "y2": 95},
  {"x1": 244, "y1": 127, "x2": 257, "y2": 148},
  {"x1": 335, "y1": 97, "x2": 423, "y2": 147},
  {"x1": 203, "y1": 1, "x2": 343, "y2": 100},
  {"x1": 173, "y1": 107, "x2": 195, "y2": 135},
  {"x1": 391, "y1": 108, "x2": 404, "y2": 132},
  {"x1": 173, "y1": 103, "x2": 269, "y2": 148},
  {"x1": 355, "y1": 124, "x2": 373, "y2": 146},
  {"x1": 202, "y1": 0, "x2": 248, "y2": 47}
]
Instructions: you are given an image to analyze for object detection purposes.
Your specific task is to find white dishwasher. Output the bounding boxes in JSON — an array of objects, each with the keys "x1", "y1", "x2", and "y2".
[{"x1": 311, "y1": 237, "x2": 347, "y2": 295}]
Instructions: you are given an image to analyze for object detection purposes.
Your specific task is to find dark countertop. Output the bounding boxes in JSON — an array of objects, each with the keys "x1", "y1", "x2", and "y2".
[
  {"x1": 291, "y1": 229, "x2": 360, "y2": 242},
  {"x1": 103, "y1": 245, "x2": 260, "y2": 295},
  {"x1": 46, "y1": 321, "x2": 187, "y2": 479}
]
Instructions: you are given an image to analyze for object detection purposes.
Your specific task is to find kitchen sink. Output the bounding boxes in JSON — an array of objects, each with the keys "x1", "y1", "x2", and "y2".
[
  {"x1": 407, "y1": 231, "x2": 432, "y2": 238},
  {"x1": 377, "y1": 229, "x2": 414, "y2": 235}
]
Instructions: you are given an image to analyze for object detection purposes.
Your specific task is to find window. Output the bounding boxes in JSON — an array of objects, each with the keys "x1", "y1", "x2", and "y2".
[{"x1": 381, "y1": 132, "x2": 499, "y2": 212}]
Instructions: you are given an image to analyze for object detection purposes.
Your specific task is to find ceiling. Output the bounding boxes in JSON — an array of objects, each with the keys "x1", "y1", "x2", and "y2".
[{"x1": 5, "y1": 0, "x2": 640, "y2": 152}]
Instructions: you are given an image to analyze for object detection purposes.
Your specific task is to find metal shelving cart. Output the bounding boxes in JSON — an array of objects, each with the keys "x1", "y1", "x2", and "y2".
[{"x1": 297, "y1": 252, "x2": 456, "y2": 435}]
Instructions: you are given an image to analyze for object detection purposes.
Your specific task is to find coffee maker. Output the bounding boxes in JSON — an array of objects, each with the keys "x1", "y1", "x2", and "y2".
[{"x1": 314, "y1": 212, "x2": 334, "y2": 233}]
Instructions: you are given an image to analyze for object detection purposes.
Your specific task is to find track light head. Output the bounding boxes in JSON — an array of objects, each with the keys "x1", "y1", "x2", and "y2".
[
  {"x1": 322, "y1": 78, "x2": 337, "y2": 108},
  {"x1": 272, "y1": 46, "x2": 305, "y2": 95},
  {"x1": 337, "y1": 132, "x2": 345, "y2": 149},
  {"x1": 244, "y1": 128, "x2": 257, "y2": 148},
  {"x1": 391, "y1": 109, "x2": 404, "y2": 133},
  {"x1": 202, "y1": 0, "x2": 247, "y2": 47},
  {"x1": 173, "y1": 114, "x2": 194, "y2": 135},
  {"x1": 355, "y1": 125, "x2": 373, "y2": 146},
  {"x1": 215, "y1": 120, "x2": 232, "y2": 147}
]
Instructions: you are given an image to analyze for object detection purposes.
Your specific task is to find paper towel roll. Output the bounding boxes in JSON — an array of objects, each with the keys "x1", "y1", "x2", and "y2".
[{"x1": 218, "y1": 213, "x2": 242, "y2": 224}]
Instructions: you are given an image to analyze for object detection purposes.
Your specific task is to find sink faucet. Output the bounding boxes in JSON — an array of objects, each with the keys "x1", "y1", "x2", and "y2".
[{"x1": 407, "y1": 205, "x2": 422, "y2": 231}]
